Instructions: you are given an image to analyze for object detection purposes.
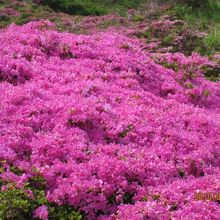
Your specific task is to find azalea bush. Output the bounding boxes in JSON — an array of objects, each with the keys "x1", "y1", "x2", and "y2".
[
  {"x1": 0, "y1": 21, "x2": 220, "y2": 219},
  {"x1": 0, "y1": 166, "x2": 83, "y2": 220}
]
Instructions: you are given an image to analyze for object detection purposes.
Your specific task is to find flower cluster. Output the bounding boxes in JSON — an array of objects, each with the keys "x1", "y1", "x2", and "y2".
[
  {"x1": 33, "y1": 205, "x2": 48, "y2": 220},
  {"x1": 0, "y1": 21, "x2": 220, "y2": 219}
]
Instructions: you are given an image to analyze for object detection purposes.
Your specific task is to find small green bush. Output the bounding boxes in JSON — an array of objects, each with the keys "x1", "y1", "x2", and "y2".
[{"x1": 0, "y1": 166, "x2": 84, "y2": 220}]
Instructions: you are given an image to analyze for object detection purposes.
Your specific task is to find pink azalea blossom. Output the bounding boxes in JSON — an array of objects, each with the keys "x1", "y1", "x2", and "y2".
[
  {"x1": 0, "y1": 21, "x2": 219, "y2": 219},
  {"x1": 33, "y1": 205, "x2": 48, "y2": 220}
]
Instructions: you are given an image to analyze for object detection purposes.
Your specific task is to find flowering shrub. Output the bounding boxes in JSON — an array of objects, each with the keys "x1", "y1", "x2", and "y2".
[
  {"x1": 0, "y1": 21, "x2": 220, "y2": 219},
  {"x1": 134, "y1": 15, "x2": 213, "y2": 56},
  {"x1": 0, "y1": 165, "x2": 83, "y2": 219}
]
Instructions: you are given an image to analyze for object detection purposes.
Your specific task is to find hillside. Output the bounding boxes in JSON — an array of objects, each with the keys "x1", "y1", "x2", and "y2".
[{"x1": 0, "y1": 1, "x2": 220, "y2": 220}]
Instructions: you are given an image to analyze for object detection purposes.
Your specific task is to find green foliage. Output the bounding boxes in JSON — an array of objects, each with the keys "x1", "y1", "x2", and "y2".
[
  {"x1": 132, "y1": 15, "x2": 144, "y2": 22},
  {"x1": 204, "y1": 34, "x2": 219, "y2": 49},
  {"x1": 0, "y1": 175, "x2": 45, "y2": 220},
  {"x1": 174, "y1": 1, "x2": 220, "y2": 25},
  {"x1": 161, "y1": 62, "x2": 179, "y2": 72},
  {"x1": 108, "y1": 194, "x2": 116, "y2": 205},
  {"x1": 198, "y1": 31, "x2": 220, "y2": 55},
  {"x1": 170, "y1": 0, "x2": 220, "y2": 55},
  {"x1": 142, "y1": 195, "x2": 148, "y2": 202},
  {"x1": 44, "y1": 0, "x2": 107, "y2": 16},
  {"x1": 169, "y1": 203, "x2": 178, "y2": 211},
  {"x1": 178, "y1": 168, "x2": 185, "y2": 177},
  {"x1": 123, "y1": 192, "x2": 134, "y2": 204},
  {"x1": 185, "y1": 82, "x2": 194, "y2": 89},
  {"x1": 41, "y1": 0, "x2": 143, "y2": 16},
  {"x1": 203, "y1": 65, "x2": 220, "y2": 81},
  {"x1": 99, "y1": 19, "x2": 120, "y2": 29},
  {"x1": 9, "y1": 166, "x2": 24, "y2": 176},
  {"x1": 0, "y1": 187, "x2": 33, "y2": 220},
  {"x1": 162, "y1": 34, "x2": 175, "y2": 46},
  {"x1": 142, "y1": 30, "x2": 151, "y2": 40},
  {"x1": 203, "y1": 89, "x2": 211, "y2": 97},
  {"x1": 152, "y1": 194, "x2": 160, "y2": 201},
  {"x1": 49, "y1": 205, "x2": 83, "y2": 220},
  {"x1": 180, "y1": 0, "x2": 209, "y2": 8},
  {"x1": 0, "y1": 166, "x2": 84, "y2": 220},
  {"x1": 119, "y1": 124, "x2": 133, "y2": 138}
]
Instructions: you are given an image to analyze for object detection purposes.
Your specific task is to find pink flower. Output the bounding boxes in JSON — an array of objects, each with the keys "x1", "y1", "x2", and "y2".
[
  {"x1": 33, "y1": 205, "x2": 48, "y2": 220},
  {"x1": 0, "y1": 20, "x2": 219, "y2": 219}
]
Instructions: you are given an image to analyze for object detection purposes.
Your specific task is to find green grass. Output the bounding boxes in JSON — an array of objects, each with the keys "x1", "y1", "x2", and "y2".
[
  {"x1": 42, "y1": 0, "x2": 107, "y2": 16},
  {"x1": 0, "y1": 1, "x2": 54, "y2": 27},
  {"x1": 200, "y1": 28, "x2": 220, "y2": 55},
  {"x1": 170, "y1": 0, "x2": 220, "y2": 55},
  {"x1": 41, "y1": 0, "x2": 144, "y2": 16},
  {"x1": 0, "y1": 0, "x2": 219, "y2": 57},
  {"x1": 0, "y1": 0, "x2": 144, "y2": 29},
  {"x1": 0, "y1": 166, "x2": 84, "y2": 220}
]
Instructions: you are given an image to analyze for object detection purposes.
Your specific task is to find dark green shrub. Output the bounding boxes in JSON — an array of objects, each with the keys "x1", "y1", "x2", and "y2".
[
  {"x1": 0, "y1": 166, "x2": 84, "y2": 220},
  {"x1": 41, "y1": 0, "x2": 107, "y2": 16},
  {"x1": 40, "y1": 0, "x2": 143, "y2": 16},
  {"x1": 180, "y1": 0, "x2": 209, "y2": 8}
]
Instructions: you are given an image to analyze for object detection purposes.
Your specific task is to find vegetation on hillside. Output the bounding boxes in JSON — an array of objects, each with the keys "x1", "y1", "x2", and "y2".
[
  {"x1": 0, "y1": 0, "x2": 219, "y2": 57},
  {"x1": 172, "y1": 0, "x2": 220, "y2": 55},
  {"x1": 40, "y1": 0, "x2": 144, "y2": 16},
  {"x1": 0, "y1": 1, "x2": 219, "y2": 219}
]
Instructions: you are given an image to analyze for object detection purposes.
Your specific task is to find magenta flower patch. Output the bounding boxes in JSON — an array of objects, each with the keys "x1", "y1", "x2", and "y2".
[{"x1": 0, "y1": 21, "x2": 220, "y2": 219}]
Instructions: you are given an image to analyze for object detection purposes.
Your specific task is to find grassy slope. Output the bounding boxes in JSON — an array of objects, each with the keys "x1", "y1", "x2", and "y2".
[
  {"x1": 40, "y1": 0, "x2": 145, "y2": 16},
  {"x1": 0, "y1": 0, "x2": 219, "y2": 57},
  {"x1": 169, "y1": 0, "x2": 220, "y2": 55}
]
